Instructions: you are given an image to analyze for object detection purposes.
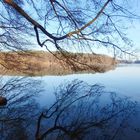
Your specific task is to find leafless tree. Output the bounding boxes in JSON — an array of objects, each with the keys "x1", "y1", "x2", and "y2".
[
  {"x1": 35, "y1": 80, "x2": 139, "y2": 140},
  {"x1": 0, "y1": 0, "x2": 139, "y2": 65}
]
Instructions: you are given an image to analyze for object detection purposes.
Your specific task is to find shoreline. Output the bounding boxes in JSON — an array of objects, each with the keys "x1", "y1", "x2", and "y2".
[{"x1": 0, "y1": 51, "x2": 117, "y2": 76}]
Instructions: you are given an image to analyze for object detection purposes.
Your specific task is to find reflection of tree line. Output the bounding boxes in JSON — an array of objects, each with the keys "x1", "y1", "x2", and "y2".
[{"x1": 0, "y1": 78, "x2": 139, "y2": 140}]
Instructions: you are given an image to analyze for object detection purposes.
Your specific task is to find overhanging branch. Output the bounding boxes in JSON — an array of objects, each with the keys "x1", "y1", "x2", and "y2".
[
  {"x1": 67, "y1": 0, "x2": 112, "y2": 37},
  {"x1": 3, "y1": 0, "x2": 67, "y2": 40},
  {"x1": 4, "y1": 0, "x2": 111, "y2": 41}
]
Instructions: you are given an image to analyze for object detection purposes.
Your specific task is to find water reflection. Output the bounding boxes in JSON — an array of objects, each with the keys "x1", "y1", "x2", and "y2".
[
  {"x1": 0, "y1": 77, "x2": 42, "y2": 140},
  {"x1": 0, "y1": 78, "x2": 139, "y2": 140},
  {"x1": 36, "y1": 80, "x2": 139, "y2": 140}
]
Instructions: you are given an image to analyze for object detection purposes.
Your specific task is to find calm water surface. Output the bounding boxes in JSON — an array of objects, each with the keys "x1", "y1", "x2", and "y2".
[
  {"x1": 1, "y1": 64, "x2": 140, "y2": 140},
  {"x1": 36, "y1": 64, "x2": 140, "y2": 140},
  {"x1": 39, "y1": 64, "x2": 140, "y2": 106}
]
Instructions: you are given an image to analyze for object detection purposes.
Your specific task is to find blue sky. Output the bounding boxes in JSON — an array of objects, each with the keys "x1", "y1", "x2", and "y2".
[
  {"x1": 127, "y1": 22, "x2": 140, "y2": 50},
  {"x1": 40, "y1": 1, "x2": 140, "y2": 57},
  {"x1": 18, "y1": 0, "x2": 140, "y2": 60}
]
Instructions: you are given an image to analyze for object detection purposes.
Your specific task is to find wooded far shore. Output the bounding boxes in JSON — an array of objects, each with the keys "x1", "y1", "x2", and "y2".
[{"x1": 0, "y1": 51, "x2": 117, "y2": 76}]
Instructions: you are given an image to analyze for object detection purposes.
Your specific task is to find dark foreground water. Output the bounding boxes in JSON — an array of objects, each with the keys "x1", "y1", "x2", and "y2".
[{"x1": 0, "y1": 64, "x2": 140, "y2": 140}]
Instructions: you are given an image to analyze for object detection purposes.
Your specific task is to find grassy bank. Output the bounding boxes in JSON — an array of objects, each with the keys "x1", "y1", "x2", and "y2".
[{"x1": 0, "y1": 51, "x2": 117, "y2": 76}]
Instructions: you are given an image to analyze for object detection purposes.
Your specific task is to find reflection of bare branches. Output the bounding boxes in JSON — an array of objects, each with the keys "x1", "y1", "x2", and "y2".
[
  {"x1": 0, "y1": 77, "x2": 43, "y2": 140},
  {"x1": 35, "y1": 80, "x2": 138, "y2": 140},
  {"x1": 0, "y1": 78, "x2": 139, "y2": 139}
]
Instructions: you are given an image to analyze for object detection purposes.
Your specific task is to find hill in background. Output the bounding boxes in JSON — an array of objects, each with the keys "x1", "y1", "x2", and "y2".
[{"x1": 0, "y1": 51, "x2": 117, "y2": 76}]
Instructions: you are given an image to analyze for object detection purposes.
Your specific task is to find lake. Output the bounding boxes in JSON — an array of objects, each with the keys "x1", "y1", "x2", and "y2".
[
  {"x1": 34, "y1": 64, "x2": 140, "y2": 140},
  {"x1": 0, "y1": 64, "x2": 140, "y2": 140},
  {"x1": 39, "y1": 64, "x2": 140, "y2": 106}
]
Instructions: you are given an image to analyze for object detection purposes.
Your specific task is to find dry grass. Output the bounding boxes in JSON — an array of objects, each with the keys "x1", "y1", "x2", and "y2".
[{"x1": 0, "y1": 51, "x2": 117, "y2": 76}]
